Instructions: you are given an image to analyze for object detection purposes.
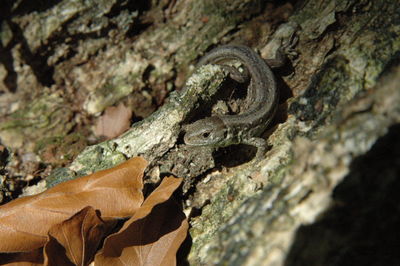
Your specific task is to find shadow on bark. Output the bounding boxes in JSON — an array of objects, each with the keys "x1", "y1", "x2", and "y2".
[{"x1": 285, "y1": 123, "x2": 400, "y2": 266}]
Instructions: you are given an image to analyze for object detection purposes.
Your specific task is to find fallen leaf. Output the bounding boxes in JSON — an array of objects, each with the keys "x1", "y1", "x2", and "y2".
[
  {"x1": 44, "y1": 206, "x2": 116, "y2": 266},
  {"x1": 0, "y1": 158, "x2": 189, "y2": 266},
  {"x1": 95, "y1": 176, "x2": 188, "y2": 266},
  {"x1": 0, "y1": 248, "x2": 43, "y2": 266},
  {"x1": 94, "y1": 103, "x2": 132, "y2": 139},
  {"x1": 0, "y1": 157, "x2": 147, "y2": 253}
]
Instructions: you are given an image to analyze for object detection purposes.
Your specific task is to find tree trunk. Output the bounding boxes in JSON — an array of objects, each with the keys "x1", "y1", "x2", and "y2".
[{"x1": 1, "y1": 0, "x2": 399, "y2": 265}]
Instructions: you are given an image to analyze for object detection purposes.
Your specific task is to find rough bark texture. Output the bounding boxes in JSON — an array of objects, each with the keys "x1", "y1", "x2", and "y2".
[{"x1": 1, "y1": 0, "x2": 400, "y2": 265}]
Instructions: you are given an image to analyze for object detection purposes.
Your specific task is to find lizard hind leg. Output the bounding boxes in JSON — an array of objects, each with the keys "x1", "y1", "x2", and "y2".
[{"x1": 243, "y1": 137, "x2": 267, "y2": 161}]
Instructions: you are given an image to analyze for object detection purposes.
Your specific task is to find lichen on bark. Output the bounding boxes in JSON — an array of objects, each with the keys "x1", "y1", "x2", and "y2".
[
  {"x1": 1, "y1": 0, "x2": 400, "y2": 265},
  {"x1": 186, "y1": 1, "x2": 400, "y2": 265},
  {"x1": 49, "y1": 64, "x2": 228, "y2": 184}
]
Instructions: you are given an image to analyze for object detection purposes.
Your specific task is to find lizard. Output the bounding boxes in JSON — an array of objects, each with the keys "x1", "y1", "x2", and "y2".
[{"x1": 182, "y1": 45, "x2": 284, "y2": 159}]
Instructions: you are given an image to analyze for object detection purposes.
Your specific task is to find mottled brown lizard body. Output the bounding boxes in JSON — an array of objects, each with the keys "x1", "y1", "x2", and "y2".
[{"x1": 183, "y1": 45, "x2": 280, "y2": 157}]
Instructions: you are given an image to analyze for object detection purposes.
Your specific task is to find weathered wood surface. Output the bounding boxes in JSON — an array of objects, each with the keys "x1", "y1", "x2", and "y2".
[{"x1": 1, "y1": 0, "x2": 400, "y2": 265}]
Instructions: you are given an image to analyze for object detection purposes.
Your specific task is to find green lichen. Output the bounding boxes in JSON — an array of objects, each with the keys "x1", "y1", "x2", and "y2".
[
  {"x1": 44, "y1": 142, "x2": 127, "y2": 186},
  {"x1": 67, "y1": 65, "x2": 227, "y2": 176},
  {"x1": 15, "y1": 0, "x2": 117, "y2": 51},
  {"x1": 83, "y1": 53, "x2": 147, "y2": 114},
  {"x1": 0, "y1": 92, "x2": 74, "y2": 151},
  {"x1": 189, "y1": 176, "x2": 252, "y2": 263},
  {"x1": 173, "y1": 0, "x2": 262, "y2": 67},
  {"x1": 84, "y1": 78, "x2": 135, "y2": 114},
  {"x1": 45, "y1": 167, "x2": 77, "y2": 188},
  {"x1": 187, "y1": 1, "x2": 400, "y2": 264},
  {"x1": 72, "y1": 144, "x2": 127, "y2": 177},
  {"x1": 34, "y1": 133, "x2": 87, "y2": 166},
  {"x1": 289, "y1": 0, "x2": 400, "y2": 133}
]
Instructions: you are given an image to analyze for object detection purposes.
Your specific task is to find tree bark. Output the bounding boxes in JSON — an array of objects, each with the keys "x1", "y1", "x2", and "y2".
[{"x1": 1, "y1": 0, "x2": 400, "y2": 265}]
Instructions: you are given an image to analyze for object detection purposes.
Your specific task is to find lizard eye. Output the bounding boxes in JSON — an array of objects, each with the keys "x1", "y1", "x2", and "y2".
[{"x1": 202, "y1": 132, "x2": 210, "y2": 138}]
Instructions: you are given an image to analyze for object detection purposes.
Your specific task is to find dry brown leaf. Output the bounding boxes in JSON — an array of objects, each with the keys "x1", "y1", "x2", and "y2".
[
  {"x1": 44, "y1": 206, "x2": 116, "y2": 266},
  {"x1": 0, "y1": 157, "x2": 147, "y2": 253},
  {"x1": 94, "y1": 103, "x2": 132, "y2": 139},
  {"x1": 95, "y1": 176, "x2": 188, "y2": 266},
  {"x1": 0, "y1": 248, "x2": 43, "y2": 265},
  {"x1": 0, "y1": 159, "x2": 189, "y2": 266}
]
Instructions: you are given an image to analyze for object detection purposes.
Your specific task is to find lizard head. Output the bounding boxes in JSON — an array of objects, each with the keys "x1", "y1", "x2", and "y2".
[{"x1": 183, "y1": 116, "x2": 229, "y2": 147}]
